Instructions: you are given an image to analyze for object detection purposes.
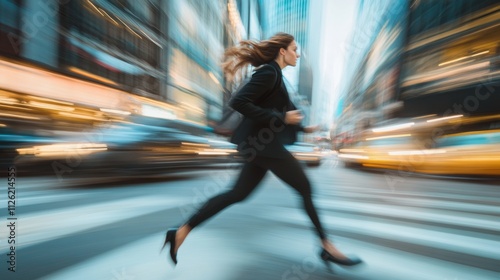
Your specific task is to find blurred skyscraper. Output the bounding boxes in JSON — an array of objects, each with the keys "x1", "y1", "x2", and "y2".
[
  {"x1": 259, "y1": 0, "x2": 309, "y2": 49},
  {"x1": 258, "y1": 0, "x2": 311, "y2": 125},
  {"x1": 335, "y1": 0, "x2": 410, "y2": 140},
  {"x1": 335, "y1": 0, "x2": 500, "y2": 146},
  {"x1": 165, "y1": 0, "x2": 228, "y2": 124},
  {"x1": 235, "y1": 0, "x2": 262, "y2": 41},
  {"x1": 397, "y1": 0, "x2": 500, "y2": 119},
  {"x1": 0, "y1": 0, "x2": 170, "y2": 116},
  {"x1": 306, "y1": 0, "x2": 358, "y2": 140},
  {"x1": 0, "y1": 0, "x2": 253, "y2": 128}
]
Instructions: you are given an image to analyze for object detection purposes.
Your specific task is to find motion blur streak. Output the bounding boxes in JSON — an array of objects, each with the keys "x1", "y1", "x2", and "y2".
[{"x1": 1, "y1": 0, "x2": 499, "y2": 279}]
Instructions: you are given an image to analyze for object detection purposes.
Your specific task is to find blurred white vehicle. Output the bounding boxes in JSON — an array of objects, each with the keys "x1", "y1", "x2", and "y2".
[{"x1": 285, "y1": 142, "x2": 323, "y2": 167}]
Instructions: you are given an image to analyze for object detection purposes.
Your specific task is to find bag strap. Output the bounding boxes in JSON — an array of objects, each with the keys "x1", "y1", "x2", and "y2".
[
  {"x1": 234, "y1": 63, "x2": 280, "y2": 104},
  {"x1": 219, "y1": 64, "x2": 280, "y2": 124},
  {"x1": 254, "y1": 64, "x2": 280, "y2": 105}
]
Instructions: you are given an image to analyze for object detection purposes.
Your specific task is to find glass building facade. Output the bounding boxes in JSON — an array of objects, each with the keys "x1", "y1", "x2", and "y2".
[
  {"x1": 0, "y1": 0, "x2": 23, "y2": 57},
  {"x1": 0, "y1": 0, "x2": 251, "y2": 127},
  {"x1": 336, "y1": 0, "x2": 500, "y2": 144},
  {"x1": 398, "y1": 0, "x2": 500, "y2": 118},
  {"x1": 259, "y1": 0, "x2": 309, "y2": 49},
  {"x1": 336, "y1": 0, "x2": 408, "y2": 141},
  {"x1": 165, "y1": 0, "x2": 227, "y2": 124},
  {"x1": 59, "y1": 0, "x2": 164, "y2": 96},
  {"x1": 258, "y1": 0, "x2": 311, "y2": 126}
]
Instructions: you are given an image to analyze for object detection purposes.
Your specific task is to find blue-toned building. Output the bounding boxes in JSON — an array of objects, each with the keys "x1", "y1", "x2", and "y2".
[
  {"x1": 336, "y1": 0, "x2": 408, "y2": 141},
  {"x1": 258, "y1": 0, "x2": 311, "y2": 125},
  {"x1": 335, "y1": 0, "x2": 500, "y2": 147}
]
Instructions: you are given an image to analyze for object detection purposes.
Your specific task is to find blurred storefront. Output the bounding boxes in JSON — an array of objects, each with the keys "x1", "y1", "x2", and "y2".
[
  {"x1": 336, "y1": 0, "x2": 500, "y2": 146},
  {"x1": 0, "y1": 0, "x2": 258, "y2": 129},
  {"x1": 398, "y1": 0, "x2": 500, "y2": 119}
]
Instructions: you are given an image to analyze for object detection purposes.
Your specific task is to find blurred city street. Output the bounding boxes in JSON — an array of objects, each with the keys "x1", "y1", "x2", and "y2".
[
  {"x1": 1, "y1": 0, "x2": 500, "y2": 279},
  {"x1": 1, "y1": 157, "x2": 499, "y2": 280}
]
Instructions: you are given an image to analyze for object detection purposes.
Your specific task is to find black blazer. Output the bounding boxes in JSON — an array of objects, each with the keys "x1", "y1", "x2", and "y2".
[{"x1": 230, "y1": 60, "x2": 304, "y2": 159}]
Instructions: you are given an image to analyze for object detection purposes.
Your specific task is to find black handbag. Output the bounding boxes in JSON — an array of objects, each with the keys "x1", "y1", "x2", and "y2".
[
  {"x1": 214, "y1": 65, "x2": 279, "y2": 136},
  {"x1": 213, "y1": 102, "x2": 246, "y2": 136}
]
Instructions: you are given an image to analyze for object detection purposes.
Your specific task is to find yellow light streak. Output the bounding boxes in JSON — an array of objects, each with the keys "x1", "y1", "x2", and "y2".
[
  {"x1": 427, "y1": 115, "x2": 463, "y2": 123},
  {"x1": 0, "y1": 112, "x2": 40, "y2": 120},
  {"x1": 388, "y1": 149, "x2": 447, "y2": 156},
  {"x1": 338, "y1": 154, "x2": 369, "y2": 160},
  {"x1": 68, "y1": 67, "x2": 117, "y2": 86},
  {"x1": 99, "y1": 8, "x2": 119, "y2": 26},
  {"x1": 366, "y1": 134, "x2": 412, "y2": 141},
  {"x1": 438, "y1": 51, "x2": 490, "y2": 66},
  {"x1": 17, "y1": 143, "x2": 108, "y2": 157},
  {"x1": 87, "y1": 0, "x2": 104, "y2": 16},
  {"x1": 29, "y1": 101, "x2": 75, "y2": 112},
  {"x1": 100, "y1": 108, "x2": 131, "y2": 115},
  {"x1": 372, "y1": 122, "x2": 415, "y2": 133},
  {"x1": 209, "y1": 72, "x2": 220, "y2": 85}
]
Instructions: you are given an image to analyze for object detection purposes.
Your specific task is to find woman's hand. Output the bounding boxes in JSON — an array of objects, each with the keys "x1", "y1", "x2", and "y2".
[
  {"x1": 284, "y1": 110, "x2": 303, "y2": 125},
  {"x1": 303, "y1": 125, "x2": 320, "y2": 133}
]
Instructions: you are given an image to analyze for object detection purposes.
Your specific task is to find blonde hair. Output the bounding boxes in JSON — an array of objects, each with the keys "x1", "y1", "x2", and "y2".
[{"x1": 222, "y1": 32, "x2": 294, "y2": 78}]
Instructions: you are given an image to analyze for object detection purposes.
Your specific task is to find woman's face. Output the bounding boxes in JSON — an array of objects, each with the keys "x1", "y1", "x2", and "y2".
[{"x1": 283, "y1": 40, "x2": 300, "y2": 67}]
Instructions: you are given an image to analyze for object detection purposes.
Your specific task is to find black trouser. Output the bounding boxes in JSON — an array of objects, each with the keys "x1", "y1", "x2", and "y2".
[{"x1": 186, "y1": 152, "x2": 327, "y2": 240}]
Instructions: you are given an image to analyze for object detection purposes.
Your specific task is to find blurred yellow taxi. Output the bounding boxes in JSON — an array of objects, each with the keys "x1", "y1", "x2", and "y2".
[{"x1": 338, "y1": 116, "x2": 500, "y2": 177}]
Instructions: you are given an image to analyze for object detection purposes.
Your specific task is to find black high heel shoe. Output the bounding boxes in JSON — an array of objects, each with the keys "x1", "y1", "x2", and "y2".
[
  {"x1": 319, "y1": 249, "x2": 362, "y2": 267},
  {"x1": 161, "y1": 228, "x2": 178, "y2": 265}
]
